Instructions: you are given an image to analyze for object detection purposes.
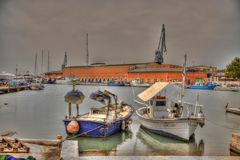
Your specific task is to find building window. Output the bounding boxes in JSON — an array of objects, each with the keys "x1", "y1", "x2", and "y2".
[{"x1": 154, "y1": 79, "x2": 158, "y2": 83}]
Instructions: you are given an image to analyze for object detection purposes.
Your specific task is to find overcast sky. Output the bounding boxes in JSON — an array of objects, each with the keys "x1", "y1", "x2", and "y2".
[{"x1": 0, "y1": 0, "x2": 240, "y2": 74}]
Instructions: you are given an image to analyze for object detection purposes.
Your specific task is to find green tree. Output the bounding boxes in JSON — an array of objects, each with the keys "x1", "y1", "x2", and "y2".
[{"x1": 225, "y1": 57, "x2": 240, "y2": 78}]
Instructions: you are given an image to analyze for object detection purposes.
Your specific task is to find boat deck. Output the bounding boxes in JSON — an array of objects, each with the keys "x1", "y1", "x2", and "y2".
[{"x1": 79, "y1": 105, "x2": 132, "y2": 122}]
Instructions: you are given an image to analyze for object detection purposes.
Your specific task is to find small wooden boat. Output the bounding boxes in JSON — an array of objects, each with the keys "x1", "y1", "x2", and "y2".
[
  {"x1": 63, "y1": 85, "x2": 134, "y2": 138},
  {"x1": 226, "y1": 104, "x2": 240, "y2": 115}
]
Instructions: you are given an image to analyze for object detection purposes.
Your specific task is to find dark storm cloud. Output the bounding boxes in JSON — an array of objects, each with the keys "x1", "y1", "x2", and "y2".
[{"x1": 0, "y1": 0, "x2": 240, "y2": 73}]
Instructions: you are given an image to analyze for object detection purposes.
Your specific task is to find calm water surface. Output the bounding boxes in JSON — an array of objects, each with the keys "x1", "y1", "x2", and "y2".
[{"x1": 0, "y1": 84, "x2": 240, "y2": 156}]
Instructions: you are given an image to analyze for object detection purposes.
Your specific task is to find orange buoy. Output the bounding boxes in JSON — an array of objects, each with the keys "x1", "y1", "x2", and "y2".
[{"x1": 67, "y1": 120, "x2": 80, "y2": 134}]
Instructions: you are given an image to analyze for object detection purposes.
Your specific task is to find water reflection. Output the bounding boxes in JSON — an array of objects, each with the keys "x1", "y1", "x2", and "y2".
[
  {"x1": 76, "y1": 129, "x2": 133, "y2": 156},
  {"x1": 137, "y1": 127, "x2": 204, "y2": 156}
]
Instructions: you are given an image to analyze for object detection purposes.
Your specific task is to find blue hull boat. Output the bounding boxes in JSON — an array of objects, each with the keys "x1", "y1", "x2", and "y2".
[
  {"x1": 63, "y1": 89, "x2": 134, "y2": 138},
  {"x1": 107, "y1": 82, "x2": 125, "y2": 86},
  {"x1": 63, "y1": 112, "x2": 133, "y2": 137},
  {"x1": 189, "y1": 85, "x2": 216, "y2": 90}
]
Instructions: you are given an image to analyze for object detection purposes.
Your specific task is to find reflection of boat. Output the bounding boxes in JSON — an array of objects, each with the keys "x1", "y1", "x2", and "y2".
[
  {"x1": 189, "y1": 82, "x2": 217, "y2": 90},
  {"x1": 135, "y1": 55, "x2": 205, "y2": 141},
  {"x1": 63, "y1": 85, "x2": 134, "y2": 137},
  {"x1": 76, "y1": 130, "x2": 132, "y2": 154},
  {"x1": 137, "y1": 127, "x2": 204, "y2": 156}
]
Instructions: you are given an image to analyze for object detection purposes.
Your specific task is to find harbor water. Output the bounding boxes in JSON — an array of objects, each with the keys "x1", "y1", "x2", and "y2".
[{"x1": 0, "y1": 84, "x2": 240, "y2": 156}]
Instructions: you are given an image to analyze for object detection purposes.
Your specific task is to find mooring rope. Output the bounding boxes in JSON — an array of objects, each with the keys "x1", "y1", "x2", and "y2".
[{"x1": 63, "y1": 124, "x2": 105, "y2": 141}]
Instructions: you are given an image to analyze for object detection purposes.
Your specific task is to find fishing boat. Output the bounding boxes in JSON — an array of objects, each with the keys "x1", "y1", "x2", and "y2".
[
  {"x1": 130, "y1": 79, "x2": 150, "y2": 87},
  {"x1": 30, "y1": 79, "x2": 44, "y2": 90},
  {"x1": 135, "y1": 55, "x2": 205, "y2": 141},
  {"x1": 55, "y1": 76, "x2": 74, "y2": 84},
  {"x1": 225, "y1": 104, "x2": 240, "y2": 115},
  {"x1": 107, "y1": 79, "x2": 125, "y2": 86},
  {"x1": 189, "y1": 82, "x2": 217, "y2": 90},
  {"x1": 63, "y1": 85, "x2": 134, "y2": 137}
]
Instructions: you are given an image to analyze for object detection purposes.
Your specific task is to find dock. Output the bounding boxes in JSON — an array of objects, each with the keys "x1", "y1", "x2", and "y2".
[{"x1": 0, "y1": 86, "x2": 30, "y2": 94}]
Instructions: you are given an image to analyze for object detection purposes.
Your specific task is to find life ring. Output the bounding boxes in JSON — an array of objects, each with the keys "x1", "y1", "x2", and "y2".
[{"x1": 67, "y1": 120, "x2": 80, "y2": 134}]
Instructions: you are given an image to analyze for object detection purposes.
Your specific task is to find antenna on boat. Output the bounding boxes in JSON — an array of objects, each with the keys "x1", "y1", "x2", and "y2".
[{"x1": 181, "y1": 54, "x2": 187, "y2": 106}]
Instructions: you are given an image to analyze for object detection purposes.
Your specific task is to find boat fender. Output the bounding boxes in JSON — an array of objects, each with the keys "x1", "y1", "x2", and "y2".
[
  {"x1": 121, "y1": 120, "x2": 126, "y2": 131},
  {"x1": 67, "y1": 120, "x2": 80, "y2": 134}
]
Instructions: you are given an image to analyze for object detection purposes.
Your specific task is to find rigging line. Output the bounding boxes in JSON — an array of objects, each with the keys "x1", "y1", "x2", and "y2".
[{"x1": 205, "y1": 119, "x2": 240, "y2": 131}]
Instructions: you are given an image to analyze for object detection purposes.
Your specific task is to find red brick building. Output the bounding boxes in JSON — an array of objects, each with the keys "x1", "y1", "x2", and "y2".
[{"x1": 59, "y1": 63, "x2": 207, "y2": 84}]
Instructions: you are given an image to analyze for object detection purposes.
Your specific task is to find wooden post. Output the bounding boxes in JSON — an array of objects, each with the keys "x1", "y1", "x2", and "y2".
[
  {"x1": 76, "y1": 104, "x2": 79, "y2": 117},
  {"x1": 68, "y1": 103, "x2": 72, "y2": 119}
]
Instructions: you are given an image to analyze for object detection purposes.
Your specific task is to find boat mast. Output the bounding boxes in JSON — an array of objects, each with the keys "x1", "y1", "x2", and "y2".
[
  {"x1": 34, "y1": 52, "x2": 38, "y2": 77},
  {"x1": 47, "y1": 51, "x2": 50, "y2": 73},
  {"x1": 86, "y1": 33, "x2": 89, "y2": 66},
  {"x1": 41, "y1": 49, "x2": 44, "y2": 75},
  {"x1": 181, "y1": 54, "x2": 187, "y2": 105},
  {"x1": 15, "y1": 64, "x2": 18, "y2": 76}
]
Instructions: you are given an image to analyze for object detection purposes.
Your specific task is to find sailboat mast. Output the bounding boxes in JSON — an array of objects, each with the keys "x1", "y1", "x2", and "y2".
[
  {"x1": 41, "y1": 49, "x2": 44, "y2": 75},
  {"x1": 15, "y1": 64, "x2": 18, "y2": 76},
  {"x1": 47, "y1": 51, "x2": 50, "y2": 73},
  {"x1": 86, "y1": 33, "x2": 89, "y2": 66},
  {"x1": 181, "y1": 54, "x2": 187, "y2": 105},
  {"x1": 34, "y1": 52, "x2": 38, "y2": 76}
]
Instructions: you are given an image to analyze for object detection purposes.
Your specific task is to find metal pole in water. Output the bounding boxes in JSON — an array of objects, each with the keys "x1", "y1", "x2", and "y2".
[
  {"x1": 76, "y1": 104, "x2": 79, "y2": 117},
  {"x1": 68, "y1": 103, "x2": 72, "y2": 119}
]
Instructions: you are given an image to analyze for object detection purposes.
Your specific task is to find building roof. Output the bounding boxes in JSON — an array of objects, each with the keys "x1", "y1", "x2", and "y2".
[
  {"x1": 129, "y1": 68, "x2": 183, "y2": 73},
  {"x1": 45, "y1": 70, "x2": 62, "y2": 74}
]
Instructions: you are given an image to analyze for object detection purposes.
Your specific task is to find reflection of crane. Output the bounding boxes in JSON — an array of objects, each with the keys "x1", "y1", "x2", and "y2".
[{"x1": 154, "y1": 24, "x2": 167, "y2": 64}]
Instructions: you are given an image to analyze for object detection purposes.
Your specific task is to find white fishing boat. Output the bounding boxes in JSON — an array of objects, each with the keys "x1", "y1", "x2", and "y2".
[
  {"x1": 55, "y1": 77, "x2": 74, "y2": 84},
  {"x1": 135, "y1": 55, "x2": 205, "y2": 141},
  {"x1": 130, "y1": 79, "x2": 150, "y2": 87},
  {"x1": 30, "y1": 79, "x2": 44, "y2": 90}
]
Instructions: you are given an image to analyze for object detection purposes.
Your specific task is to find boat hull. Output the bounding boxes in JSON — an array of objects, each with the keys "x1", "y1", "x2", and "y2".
[
  {"x1": 63, "y1": 112, "x2": 133, "y2": 137},
  {"x1": 189, "y1": 85, "x2": 216, "y2": 90},
  {"x1": 136, "y1": 108, "x2": 199, "y2": 141},
  {"x1": 107, "y1": 83, "x2": 125, "y2": 86}
]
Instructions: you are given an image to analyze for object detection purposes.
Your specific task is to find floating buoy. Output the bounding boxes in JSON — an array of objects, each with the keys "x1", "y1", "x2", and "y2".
[{"x1": 67, "y1": 120, "x2": 79, "y2": 134}]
